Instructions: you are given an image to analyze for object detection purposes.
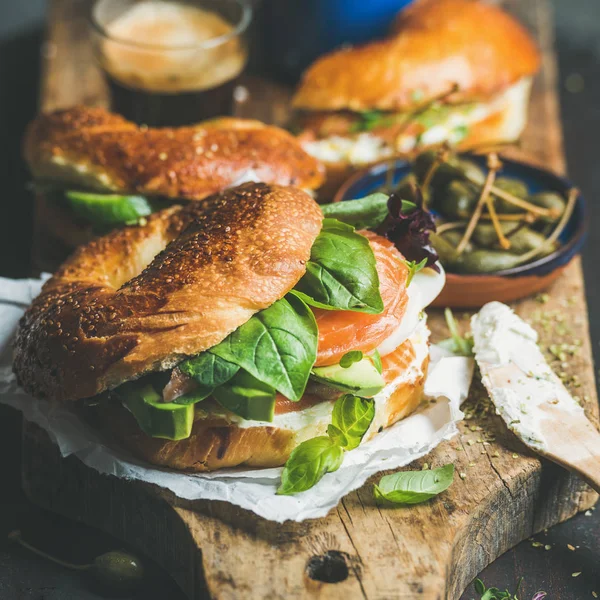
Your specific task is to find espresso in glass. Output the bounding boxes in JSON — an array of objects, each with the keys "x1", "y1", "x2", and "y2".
[{"x1": 91, "y1": 0, "x2": 251, "y2": 127}]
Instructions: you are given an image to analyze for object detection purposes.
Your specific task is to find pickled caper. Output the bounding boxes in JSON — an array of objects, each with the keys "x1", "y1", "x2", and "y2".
[
  {"x1": 504, "y1": 227, "x2": 555, "y2": 255},
  {"x1": 393, "y1": 173, "x2": 419, "y2": 201},
  {"x1": 440, "y1": 229, "x2": 468, "y2": 248},
  {"x1": 430, "y1": 232, "x2": 460, "y2": 266},
  {"x1": 434, "y1": 180, "x2": 478, "y2": 219},
  {"x1": 454, "y1": 249, "x2": 522, "y2": 273},
  {"x1": 413, "y1": 151, "x2": 485, "y2": 190},
  {"x1": 472, "y1": 222, "x2": 520, "y2": 248},
  {"x1": 528, "y1": 191, "x2": 566, "y2": 223},
  {"x1": 492, "y1": 177, "x2": 530, "y2": 213},
  {"x1": 91, "y1": 550, "x2": 145, "y2": 593}
]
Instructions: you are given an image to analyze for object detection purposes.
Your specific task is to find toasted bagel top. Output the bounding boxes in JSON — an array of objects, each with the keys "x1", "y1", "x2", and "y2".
[
  {"x1": 23, "y1": 106, "x2": 324, "y2": 195},
  {"x1": 292, "y1": 0, "x2": 540, "y2": 112},
  {"x1": 13, "y1": 183, "x2": 323, "y2": 402}
]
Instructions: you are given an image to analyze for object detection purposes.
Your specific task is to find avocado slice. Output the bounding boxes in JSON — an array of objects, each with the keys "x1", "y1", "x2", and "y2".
[
  {"x1": 312, "y1": 357, "x2": 385, "y2": 397},
  {"x1": 64, "y1": 190, "x2": 155, "y2": 225},
  {"x1": 119, "y1": 382, "x2": 194, "y2": 441},
  {"x1": 212, "y1": 371, "x2": 276, "y2": 422}
]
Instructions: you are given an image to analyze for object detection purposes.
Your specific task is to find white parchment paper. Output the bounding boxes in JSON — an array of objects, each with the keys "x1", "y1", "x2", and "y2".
[{"x1": 0, "y1": 276, "x2": 473, "y2": 522}]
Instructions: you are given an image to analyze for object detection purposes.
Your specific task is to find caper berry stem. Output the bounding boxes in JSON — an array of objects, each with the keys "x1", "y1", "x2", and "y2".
[
  {"x1": 479, "y1": 212, "x2": 537, "y2": 223},
  {"x1": 484, "y1": 193, "x2": 511, "y2": 249},
  {"x1": 488, "y1": 185, "x2": 560, "y2": 217},
  {"x1": 8, "y1": 530, "x2": 91, "y2": 571},
  {"x1": 456, "y1": 153, "x2": 501, "y2": 254},
  {"x1": 512, "y1": 187, "x2": 579, "y2": 266},
  {"x1": 436, "y1": 221, "x2": 465, "y2": 235}
]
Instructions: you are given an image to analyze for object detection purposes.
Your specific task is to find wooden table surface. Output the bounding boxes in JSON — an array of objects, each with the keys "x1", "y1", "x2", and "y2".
[{"x1": 1, "y1": 0, "x2": 599, "y2": 599}]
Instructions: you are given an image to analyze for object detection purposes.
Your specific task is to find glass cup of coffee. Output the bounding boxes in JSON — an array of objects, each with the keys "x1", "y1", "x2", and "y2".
[{"x1": 90, "y1": 0, "x2": 251, "y2": 127}]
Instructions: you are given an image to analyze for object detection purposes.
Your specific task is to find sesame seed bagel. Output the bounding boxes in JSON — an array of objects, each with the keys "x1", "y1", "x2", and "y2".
[
  {"x1": 13, "y1": 183, "x2": 323, "y2": 403},
  {"x1": 24, "y1": 106, "x2": 325, "y2": 196}
]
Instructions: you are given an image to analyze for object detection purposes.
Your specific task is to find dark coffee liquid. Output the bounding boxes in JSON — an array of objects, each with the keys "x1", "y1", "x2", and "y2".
[{"x1": 105, "y1": 74, "x2": 239, "y2": 127}]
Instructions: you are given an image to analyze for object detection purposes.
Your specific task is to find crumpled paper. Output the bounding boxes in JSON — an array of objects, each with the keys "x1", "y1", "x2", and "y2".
[{"x1": 0, "y1": 276, "x2": 473, "y2": 522}]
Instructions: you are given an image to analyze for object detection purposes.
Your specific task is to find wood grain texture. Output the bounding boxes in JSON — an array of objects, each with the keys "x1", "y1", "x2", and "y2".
[{"x1": 22, "y1": 0, "x2": 598, "y2": 599}]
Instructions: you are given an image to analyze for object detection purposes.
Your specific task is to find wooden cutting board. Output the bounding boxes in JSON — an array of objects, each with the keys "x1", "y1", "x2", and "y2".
[{"x1": 22, "y1": 1, "x2": 598, "y2": 598}]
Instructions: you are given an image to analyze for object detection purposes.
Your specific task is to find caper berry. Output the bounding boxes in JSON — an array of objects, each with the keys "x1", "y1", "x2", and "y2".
[
  {"x1": 91, "y1": 550, "x2": 145, "y2": 593},
  {"x1": 440, "y1": 229, "x2": 467, "y2": 248},
  {"x1": 430, "y1": 232, "x2": 460, "y2": 266},
  {"x1": 492, "y1": 177, "x2": 530, "y2": 213},
  {"x1": 413, "y1": 152, "x2": 485, "y2": 190},
  {"x1": 454, "y1": 249, "x2": 523, "y2": 273},
  {"x1": 472, "y1": 222, "x2": 520, "y2": 248},
  {"x1": 435, "y1": 180, "x2": 478, "y2": 219},
  {"x1": 528, "y1": 191, "x2": 566, "y2": 223}
]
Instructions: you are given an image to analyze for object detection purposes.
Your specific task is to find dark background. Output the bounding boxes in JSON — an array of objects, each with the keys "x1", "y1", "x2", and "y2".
[{"x1": 0, "y1": 1, "x2": 599, "y2": 598}]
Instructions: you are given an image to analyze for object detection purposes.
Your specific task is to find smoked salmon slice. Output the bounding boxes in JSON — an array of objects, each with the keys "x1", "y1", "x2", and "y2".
[{"x1": 313, "y1": 231, "x2": 409, "y2": 367}]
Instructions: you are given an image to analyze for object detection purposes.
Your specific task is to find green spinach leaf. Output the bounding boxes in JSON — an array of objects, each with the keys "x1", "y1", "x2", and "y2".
[
  {"x1": 277, "y1": 436, "x2": 344, "y2": 495},
  {"x1": 320, "y1": 193, "x2": 390, "y2": 230},
  {"x1": 374, "y1": 464, "x2": 455, "y2": 505},
  {"x1": 293, "y1": 219, "x2": 383, "y2": 314},
  {"x1": 210, "y1": 294, "x2": 318, "y2": 401},
  {"x1": 329, "y1": 394, "x2": 375, "y2": 450},
  {"x1": 179, "y1": 352, "x2": 240, "y2": 388}
]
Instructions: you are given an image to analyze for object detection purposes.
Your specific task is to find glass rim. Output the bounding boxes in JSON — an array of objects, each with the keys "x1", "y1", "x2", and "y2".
[{"x1": 89, "y1": 0, "x2": 252, "y2": 51}]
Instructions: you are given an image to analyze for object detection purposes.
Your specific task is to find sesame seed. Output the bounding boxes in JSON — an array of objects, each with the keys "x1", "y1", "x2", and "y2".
[
  {"x1": 572, "y1": 572, "x2": 582, "y2": 577},
  {"x1": 567, "y1": 544, "x2": 576, "y2": 551}
]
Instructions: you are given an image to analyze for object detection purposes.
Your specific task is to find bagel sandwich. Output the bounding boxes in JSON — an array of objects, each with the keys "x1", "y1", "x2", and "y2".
[
  {"x1": 293, "y1": 0, "x2": 540, "y2": 195},
  {"x1": 13, "y1": 183, "x2": 444, "y2": 490},
  {"x1": 24, "y1": 106, "x2": 324, "y2": 249}
]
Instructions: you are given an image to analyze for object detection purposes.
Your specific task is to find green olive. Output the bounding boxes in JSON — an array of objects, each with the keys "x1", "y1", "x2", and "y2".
[
  {"x1": 472, "y1": 222, "x2": 520, "y2": 248},
  {"x1": 454, "y1": 249, "x2": 522, "y2": 273},
  {"x1": 434, "y1": 180, "x2": 478, "y2": 219},
  {"x1": 90, "y1": 550, "x2": 145, "y2": 593},
  {"x1": 527, "y1": 191, "x2": 566, "y2": 223},
  {"x1": 492, "y1": 177, "x2": 530, "y2": 213}
]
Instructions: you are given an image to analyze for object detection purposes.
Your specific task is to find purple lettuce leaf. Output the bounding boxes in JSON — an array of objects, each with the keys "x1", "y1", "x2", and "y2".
[{"x1": 376, "y1": 184, "x2": 440, "y2": 271}]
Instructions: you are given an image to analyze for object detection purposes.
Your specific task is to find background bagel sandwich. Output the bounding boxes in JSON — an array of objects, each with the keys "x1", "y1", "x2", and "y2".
[
  {"x1": 23, "y1": 105, "x2": 325, "y2": 249},
  {"x1": 13, "y1": 183, "x2": 444, "y2": 491},
  {"x1": 292, "y1": 0, "x2": 541, "y2": 197}
]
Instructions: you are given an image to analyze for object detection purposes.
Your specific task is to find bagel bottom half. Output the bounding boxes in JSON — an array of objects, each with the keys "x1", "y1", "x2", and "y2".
[{"x1": 84, "y1": 346, "x2": 429, "y2": 472}]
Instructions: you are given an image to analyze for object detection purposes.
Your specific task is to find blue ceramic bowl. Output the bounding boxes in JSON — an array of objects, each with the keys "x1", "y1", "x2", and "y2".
[{"x1": 334, "y1": 156, "x2": 587, "y2": 306}]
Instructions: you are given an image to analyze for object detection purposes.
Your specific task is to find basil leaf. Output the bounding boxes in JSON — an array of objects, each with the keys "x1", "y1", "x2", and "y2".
[
  {"x1": 179, "y1": 352, "x2": 240, "y2": 388},
  {"x1": 374, "y1": 464, "x2": 455, "y2": 505},
  {"x1": 212, "y1": 370, "x2": 276, "y2": 422},
  {"x1": 277, "y1": 436, "x2": 344, "y2": 495},
  {"x1": 371, "y1": 349, "x2": 383, "y2": 374},
  {"x1": 326, "y1": 424, "x2": 348, "y2": 447},
  {"x1": 331, "y1": 394, "x2": 375, "y2": 450},
  {"x1": 294, "y1": 219, "x2": 383, "y2": 314},
  {"x1": 320, "y1": 193, "x2": 390, "y2": 230},
  {"x1": 339, "y1": 350, "x2": 363, "y2": 368},
  {"x1": 403, "y1": 257, "x2": 428, "y2": 287},
  {"x1": 210, "y1": 294, "x2": 318, "y2": 401}
]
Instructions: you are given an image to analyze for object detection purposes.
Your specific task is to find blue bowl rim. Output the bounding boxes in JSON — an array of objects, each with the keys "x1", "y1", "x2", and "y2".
[{"x1": 334, "y1": 156, "x2": 588, "y2": 278}]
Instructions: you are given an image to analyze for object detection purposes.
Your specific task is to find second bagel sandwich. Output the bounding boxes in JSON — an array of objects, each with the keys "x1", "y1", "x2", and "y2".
[
  {"x1": 13, "y1": 183, "x2": 444, "y2": 493},
  {"x1": 24, "y1": 106, "x2": 324, "y2": 249}
]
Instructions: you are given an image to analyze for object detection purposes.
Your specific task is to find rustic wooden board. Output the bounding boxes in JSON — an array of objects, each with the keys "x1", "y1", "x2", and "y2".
[{"x1": 22, "y1": 0, "x2": 598, "y2": 599}]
